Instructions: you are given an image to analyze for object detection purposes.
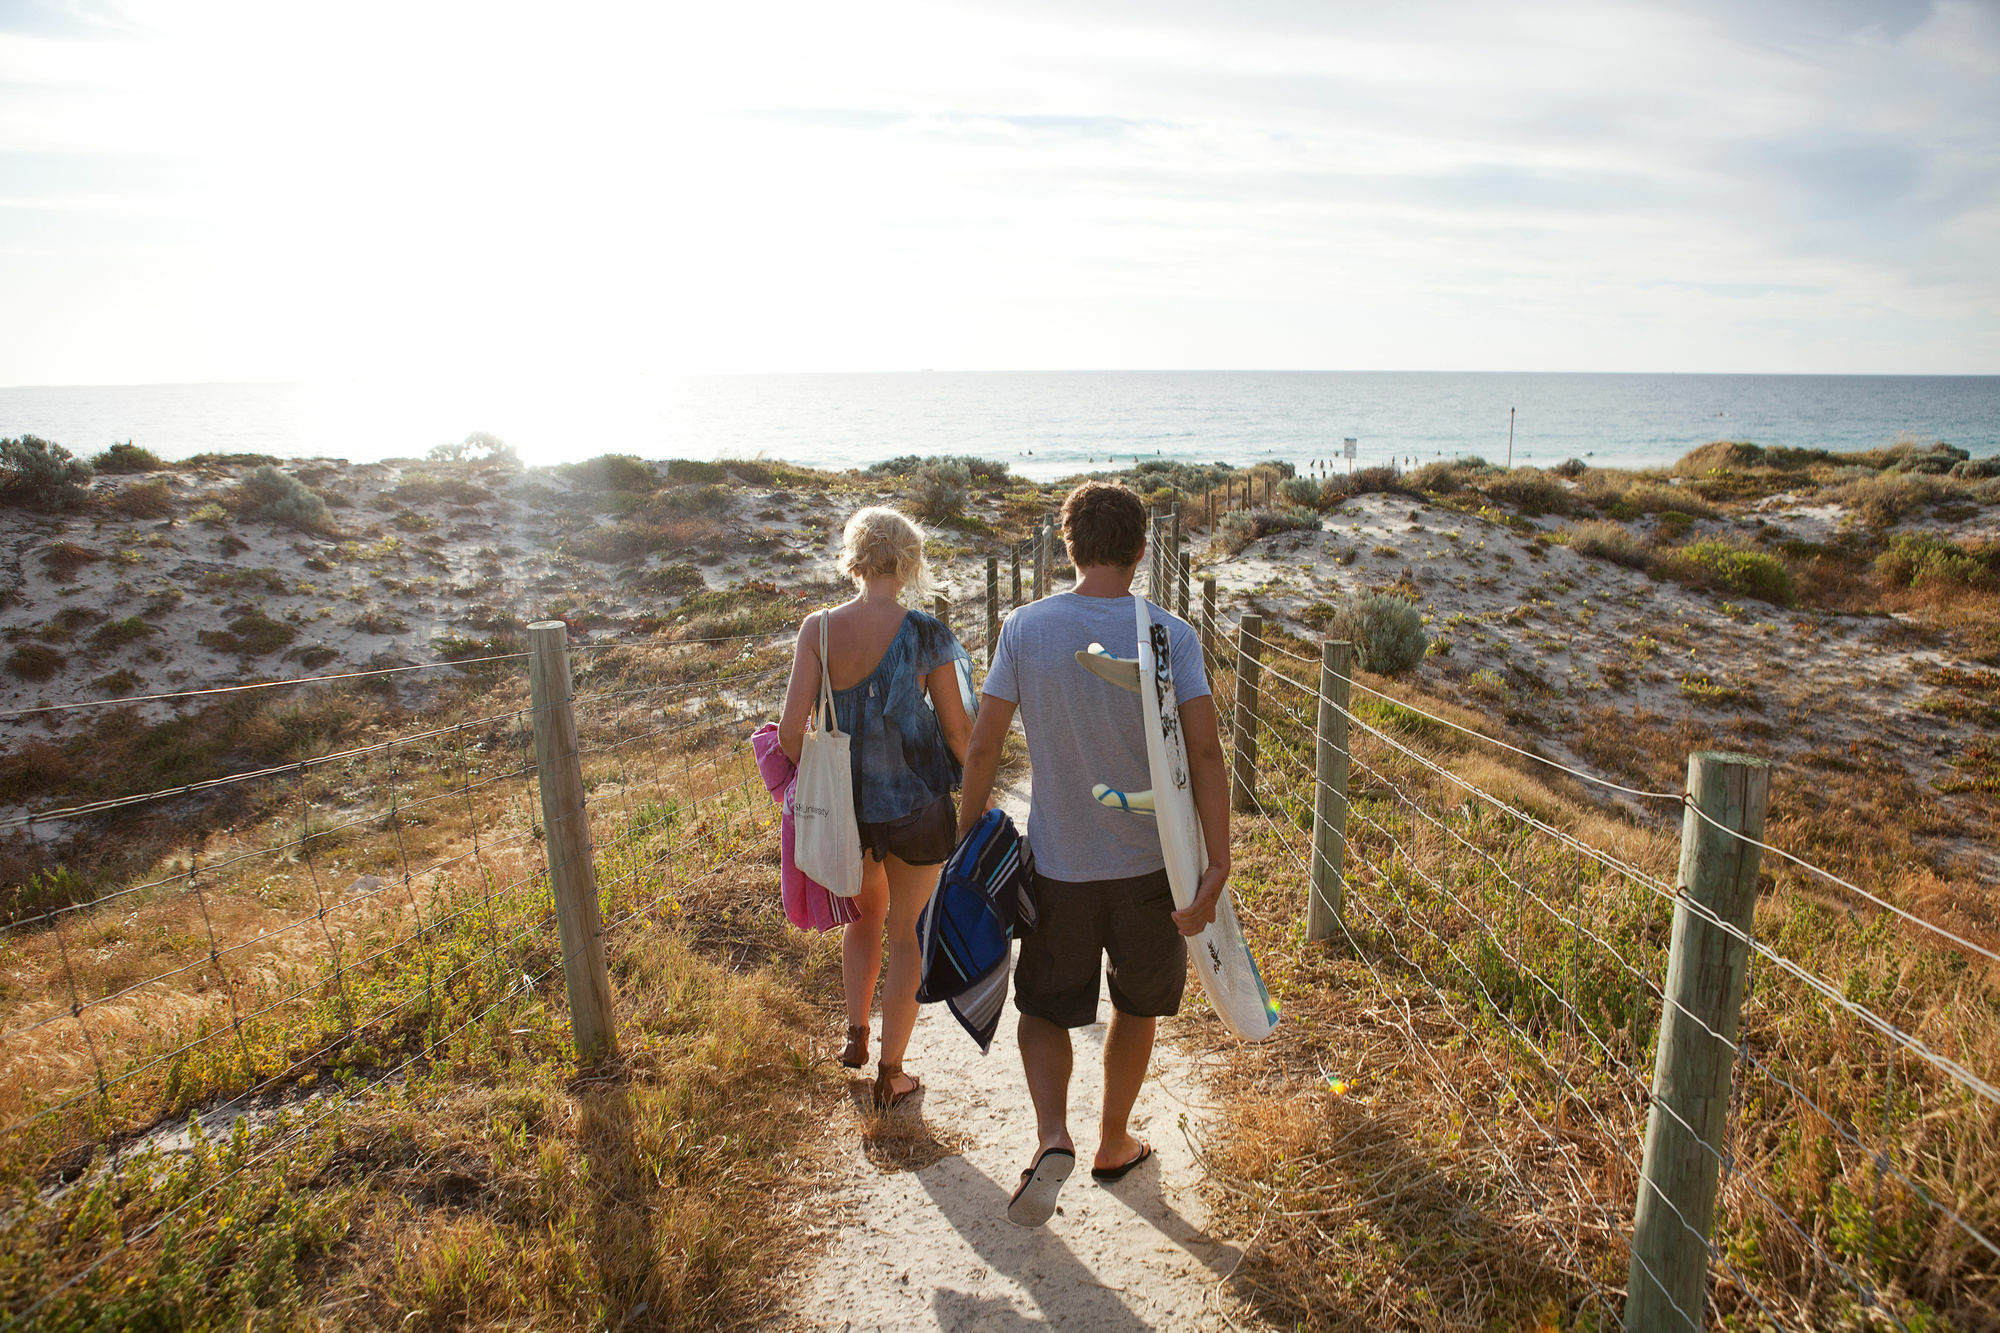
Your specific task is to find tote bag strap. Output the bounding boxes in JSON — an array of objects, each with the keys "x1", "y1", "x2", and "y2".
[{"x1": 815, "y1": 609, "x2": 843, "y2": 737}]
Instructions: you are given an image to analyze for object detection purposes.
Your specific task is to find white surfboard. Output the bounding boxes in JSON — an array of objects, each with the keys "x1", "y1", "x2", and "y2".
[{"x1": 1073, "y1": 598, "x2": 1280, "y2": 1043}]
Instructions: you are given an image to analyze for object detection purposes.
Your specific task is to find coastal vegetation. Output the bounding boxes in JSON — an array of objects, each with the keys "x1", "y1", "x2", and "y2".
[{"x1": 0, "y1": 432, "x2": 1993, "y2": 1326}]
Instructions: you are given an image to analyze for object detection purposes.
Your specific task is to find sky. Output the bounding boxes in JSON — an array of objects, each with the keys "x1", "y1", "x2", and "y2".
[{"x1": 1, "y1": 0, "x2": 1996, "y2": 385}]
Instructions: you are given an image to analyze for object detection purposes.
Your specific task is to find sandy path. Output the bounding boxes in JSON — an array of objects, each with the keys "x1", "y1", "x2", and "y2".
[{"x1": 782, "y1": 787, "x2": 1263, "y2": 1333}]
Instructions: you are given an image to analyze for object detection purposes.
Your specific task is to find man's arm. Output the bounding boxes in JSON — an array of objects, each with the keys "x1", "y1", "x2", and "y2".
[
  {"x1": 957, "y1": 695, "x2": 1017, "y2": 838},
  {"x1": 1173, "y1": 692, "x2": 1229, "y2": 936}
]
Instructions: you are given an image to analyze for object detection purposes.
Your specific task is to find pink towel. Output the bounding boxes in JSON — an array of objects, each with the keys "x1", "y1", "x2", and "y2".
[{"x1": 752, "y1": 723, "x2": 862, "y2": 933}]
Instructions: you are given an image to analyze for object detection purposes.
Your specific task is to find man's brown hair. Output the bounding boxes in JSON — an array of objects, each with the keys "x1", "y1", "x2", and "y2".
[{"x1": 1060, "y1": 480, "x2": 1147, "y2": 570}]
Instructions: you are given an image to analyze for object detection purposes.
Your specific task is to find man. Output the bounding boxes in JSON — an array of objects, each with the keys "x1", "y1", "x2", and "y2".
[{"x1": 957, "y1": 480, "x2": 1230, "y2": 1228}]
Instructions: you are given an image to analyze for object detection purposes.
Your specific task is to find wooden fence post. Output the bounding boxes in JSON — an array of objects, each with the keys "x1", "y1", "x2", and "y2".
[
  {"x1": 1152, "y1": 515, "x2": 1168, "y2": 601},
  {"x1": 1626, "y1": 751, "x2": 1773, "y2": 1333},
  {"x1": 527, "y1": 621, "x2": 617, "y2": 1065},
  {"x1": 1011, "y1": 543, "x2": 1022, "y2": 608},
  {"x1": 1176, "y1": 528, "x2": 1191, "y2": 621},
  {"x1": 1039, "y1": 513, "x2": 1055, "y2": 598},
  {"x1": 1229, "y1": 613, "x2": 1263, "y2": 814},
  {"x1": 1201, "y1": 576, "x2": 1217, "y2": 659},
  {"x1": 1152, "y1": 506, "x2": 1168, "y2": 592},
  {"x1": 1031, "y1": 525, "x2": 1045, "y2": 601},
  {"x1": 934, "y1": 592, "x2": 949, "y2": 629},
  {"x1": 985, "y1": 556, "x2": 999, "y2": 665},
  {"x1": 1204, "y1": 486, "x2": 1214, "y2": 531},
  {"x1": 1308, "y1": 639, "x2": 1351, "y2": 941}
]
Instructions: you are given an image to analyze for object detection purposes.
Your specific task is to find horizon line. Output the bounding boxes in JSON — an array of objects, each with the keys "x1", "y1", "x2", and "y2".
[{"x1": 6, "y1": 368, "x2": 2000, "y2": 392}]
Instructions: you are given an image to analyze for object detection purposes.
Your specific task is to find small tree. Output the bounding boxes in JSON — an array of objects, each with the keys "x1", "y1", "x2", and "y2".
[{"x1": 0, "y1": 436, "x2": 93, "y2": 511}]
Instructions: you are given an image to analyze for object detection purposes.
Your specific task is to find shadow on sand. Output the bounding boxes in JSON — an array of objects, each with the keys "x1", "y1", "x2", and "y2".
[{"x1": 916, "y1": 1149, "x2": 1243, "y2": 1332}]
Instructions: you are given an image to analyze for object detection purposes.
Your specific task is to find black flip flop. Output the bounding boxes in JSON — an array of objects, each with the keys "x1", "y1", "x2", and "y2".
[
  {"x1": 1006, "y1": 1147, "x2": 1075, "y2": 1227},
  {"x1": 1090, "y1": 1141, "x2": 1153, "y2": 1182}
]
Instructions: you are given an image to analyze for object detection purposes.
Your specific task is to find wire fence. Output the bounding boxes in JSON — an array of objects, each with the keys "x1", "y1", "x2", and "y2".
[
  {"x1": 1154, "y1": 536, "x2": 1999, "y2": 1330},
  {"x1": 0, "y1": 617, "x2": 805, "y2": 1328}
]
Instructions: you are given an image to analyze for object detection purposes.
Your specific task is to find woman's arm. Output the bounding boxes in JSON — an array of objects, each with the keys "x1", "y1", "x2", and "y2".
[
  {"x1": 956, "y1": 696, "x2": 1017, "y2": 839},
  {"x1": 925, "y1": 660, "x2": 974, "y2": 766},
  {"x1": 775, "y1": 611, "x2": 821, "y2": 764}
]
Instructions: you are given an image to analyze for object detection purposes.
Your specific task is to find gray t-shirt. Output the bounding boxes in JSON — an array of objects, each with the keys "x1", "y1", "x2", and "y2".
[{"x1": 982, "y1": 591, "x2": 1210, "y2": 883}]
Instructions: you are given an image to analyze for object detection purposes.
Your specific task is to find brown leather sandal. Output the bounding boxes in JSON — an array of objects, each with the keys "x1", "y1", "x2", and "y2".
[
  {"x1": 839, "y1": 1025, "x2": 869, "y2": 1069},
  {"x1": 872, "y1": 1062, "x2": 922, "y2": 1109}
]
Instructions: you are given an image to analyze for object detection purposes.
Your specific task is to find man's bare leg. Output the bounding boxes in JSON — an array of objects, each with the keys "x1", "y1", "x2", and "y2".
[
  {"x1": 1095, "y1": 1009, "x2": 1155, "y2": 1172},
  {"x1": 1017, "y1": 1013, "x2": 1076, "y2": 1155}
]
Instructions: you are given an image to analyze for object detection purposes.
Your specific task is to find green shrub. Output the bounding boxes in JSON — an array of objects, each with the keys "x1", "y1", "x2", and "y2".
[
  {"x1": 198, "y1": 609, "x2": 297, "y2": 656},
  {"x1": 1566, "y1": 520, "x2": 1651, "y2": 570},
  {"x1": 1326, "y1": 593, "x2": 1428, "y2": 676},
  {"x1": 1124, "y1": 458, "x2": 1237, "y2": 493},
  {"x1": 92, "y1": 440, "x2": 165, "y2": 473},
  {"x1": 1552, "y1": 458, "x2": 1588, "y2": 478},
  {"x1": 88, "y1": 617, "x2": 157, "y2": 652},
  {"x1": 867, "y1": 454, "x2": 1009, "y2": 483},
  {"x1": 179, "y1": 451, "x2": 280, "y2": 470},
  {"x1": 726, "y1": 460, "x2": 775, "y2": 485},
  {"x1": 912, "y1": 461, "x2": 970, "y2": 523},
  {"x1": 391, "y1": 473, "x2": 493, "y2": 506},
  {"x1": 635, "y1": 563, "x2": 706, "y2": 597},
  {"x1": 111, "y1": 478, "x2": 175, "y2": 518},
  {"x1": 0, "y1": 435, "x2": 93, "y2": 511},
  {"x1": 1653, "y1": 510, "x2": 1697, "y2": 542},
  {"x1": 238, "y1": 466, "x2": 333, "y2": 530},
  {"x1": 1281, "y1": 476, "x2": 1330, "y2": 508},
  {"x1": 646, "y1": 484, "x2": 734, "y2": 518},
  {"x1": 1875, "y1": 534, "x2": 2000, "y2": 591},
  {"x1": 1825, "y1": 470, "x2": 1956, "y2": 528},
  {"x1": 557, "y1": 454, "x2": 658, "y2": 491},
  {"x1": 1621, "y1": 482, "x2": 1720, "y2": 520},
  {"x1": 1324, "y1": 466, "x2": 1410, "y2": 501},
  {"x1": 1657, "y1": 540, "x2": 1794, "y2": 605},
  {"x1": 92, "y1": 667, "x2": 142, "y2": 694},
  {"x1": 663, "y1": 458, "x2": 726, "y2": 484},
  {"x1": 1404, "y1": 461, "x2": 1460, "y2": 494},
  {"x1": 1477, "y1": 467, "x2": 1576, "y2": 517},
  {"x1": 1218, "y1": 507, "x2": 1319, "y2": 554}
]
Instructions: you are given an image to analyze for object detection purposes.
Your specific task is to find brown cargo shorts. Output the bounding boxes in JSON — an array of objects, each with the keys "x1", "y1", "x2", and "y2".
[{"x1": 1013, "y1": 868, "x2": 1187, "y2": 1028}]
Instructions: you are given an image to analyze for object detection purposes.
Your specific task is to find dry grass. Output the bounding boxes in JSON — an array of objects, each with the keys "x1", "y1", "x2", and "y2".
[
  {"x1": 0, "y1": 634, "x2": 843, "y2": 1330},
  {"x1": 1184, "y1": 632, "x2": 2000, "y2": 1330}
]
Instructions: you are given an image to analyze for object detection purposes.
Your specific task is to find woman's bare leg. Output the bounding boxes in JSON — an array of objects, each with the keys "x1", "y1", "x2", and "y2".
[
  {"x1": 876, "y1": 853, "x2": 942, "y2": 1094},
  {"x1": 841, "y1": 856, "x2": 890, "y2": 1030}
]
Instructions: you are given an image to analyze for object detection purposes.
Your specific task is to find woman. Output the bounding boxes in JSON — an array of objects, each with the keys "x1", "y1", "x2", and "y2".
[{"x1": 778, "y1": 506, "x2": 975, "y2": 1108}]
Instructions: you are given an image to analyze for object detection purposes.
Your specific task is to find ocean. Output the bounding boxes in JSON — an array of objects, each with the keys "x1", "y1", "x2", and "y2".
[{"x1": 1, "y1": 372, "x2": 1994, "y2": 483}]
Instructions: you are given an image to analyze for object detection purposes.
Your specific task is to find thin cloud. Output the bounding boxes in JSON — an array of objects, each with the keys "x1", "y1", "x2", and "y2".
[{"x1": 0, "y1": 0, "x2": 1993, "y2": 380}]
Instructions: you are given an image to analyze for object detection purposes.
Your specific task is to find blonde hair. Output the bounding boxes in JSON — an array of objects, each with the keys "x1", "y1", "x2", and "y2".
[{"x1": 839, "y1": 506, "x2": 933, "y2": 594}]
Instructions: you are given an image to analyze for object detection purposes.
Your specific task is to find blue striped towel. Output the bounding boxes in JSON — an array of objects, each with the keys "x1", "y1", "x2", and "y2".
[{"x1": 915, "y1": 808, "x2": 1037, "y2": 1052}]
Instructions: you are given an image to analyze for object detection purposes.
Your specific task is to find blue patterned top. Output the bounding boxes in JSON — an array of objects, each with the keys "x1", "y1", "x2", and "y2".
[{"x1": 831, "y1": 610, "x2": 975, "y2": 824}]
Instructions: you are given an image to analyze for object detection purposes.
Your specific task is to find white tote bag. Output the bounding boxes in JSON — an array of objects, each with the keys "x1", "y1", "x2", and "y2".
[{"x1": 793, "y1": 611, "x2": 864, "y2": 897}]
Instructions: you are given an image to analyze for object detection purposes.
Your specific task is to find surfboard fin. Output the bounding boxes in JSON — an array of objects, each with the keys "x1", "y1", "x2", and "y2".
[
  {"x1": 1092, "y1": 783, "x2": 1156, "y2": 816},
  {"x1": 1075, "y1": 643, "x2": 1142, "y2": 694}
]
